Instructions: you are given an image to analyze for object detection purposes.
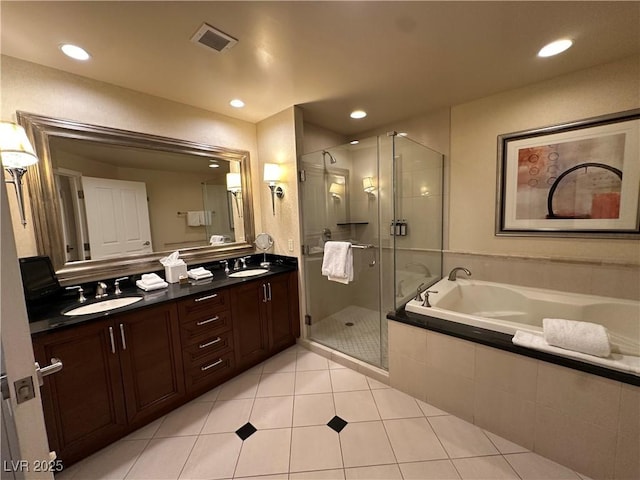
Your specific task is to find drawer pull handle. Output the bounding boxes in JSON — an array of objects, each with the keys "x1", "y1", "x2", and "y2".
[
  {"x1": 196, "y1": 316, "x2": 219, "y2": 326},
  {"x1": 119, "y1": 323, "x2": 127, "y2": 350},
  {"x1": 195, "y1": 293, "x2": 218, "y2": 303},
  {"x1": 108, "y1": 326, "x2": 116, "y2": 354},
  {"x1": 199, "y1": 337, "x2": 222, "y2": 349},
  {"x1": 201, "y1": 358, "x2": 223, "y2": 371}
]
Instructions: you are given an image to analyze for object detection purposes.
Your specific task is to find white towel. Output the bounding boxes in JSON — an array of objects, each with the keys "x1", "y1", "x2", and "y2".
[
  {"x1": 188, "y1": 267, "x2": 213, "y2": 280},
  {"x1": 543, "y1": 318, "x2": 611, "y2": 357},
  {"x1": 201, "y1": 211, "x2": 213, "y2": 226},
  {"x1": 136, "y1": 279, "x2": 168, "y2": 291},
  {"x1": 512, "y1": 330, "x2": 640, "y2": 375},
  {"x1": 141, "y1": 273, "x2": 165, "y2": 286},
  {"x1": 187, "y1": 211, "x2": 201, "y2": 226},
  {"x1": 321, "y1": 241, "x2": 353, "y2": 284},
  {"x1": 210, "y1": 235, "x2": 225, "y2": 245}
]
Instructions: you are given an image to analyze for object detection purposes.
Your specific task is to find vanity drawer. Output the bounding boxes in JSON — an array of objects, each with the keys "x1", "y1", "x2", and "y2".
[
  {"x1": 182, "y1": 331, "x2": 233, "y2": 367},
  {"x1": 184, "y1": 350, "x2": 235, "y2": 393},
  {"x1": 180, "y1": 310, "x2": 232, "y2": 346},
  {"x1": 178, "y1": 289, "x2": 229, "y2": 320}
]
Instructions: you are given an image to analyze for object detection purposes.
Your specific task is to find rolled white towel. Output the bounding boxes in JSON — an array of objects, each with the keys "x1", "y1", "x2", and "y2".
[{"x1": 543, "y1": 318, "x2": 611, "y2": 358}]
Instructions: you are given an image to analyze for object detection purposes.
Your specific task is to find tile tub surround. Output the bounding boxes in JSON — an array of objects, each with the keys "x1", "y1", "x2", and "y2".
[
  {"x1": 55, "y1": 344, "x2": 591, "y2": 480},
  {"x1": 443, "y1": 251, "x2": 640, "y2": 301},
  {"x1": 388, "y1": 320, "x2": 640, "y2": 480}
]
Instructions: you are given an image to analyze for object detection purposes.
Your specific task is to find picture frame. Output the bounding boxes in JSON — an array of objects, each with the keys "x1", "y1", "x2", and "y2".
[{"x1": 495, "y1": 109, "x2": 640, "y2": 238}]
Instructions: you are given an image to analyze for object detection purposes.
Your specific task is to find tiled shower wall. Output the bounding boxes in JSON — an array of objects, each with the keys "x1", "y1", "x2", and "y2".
[
  {"x1": 388, "y1": 321, "x2": 640, "y2": 480},
  {"x1": 443, "y1": 251, "x2": 640, "y2": 301}
]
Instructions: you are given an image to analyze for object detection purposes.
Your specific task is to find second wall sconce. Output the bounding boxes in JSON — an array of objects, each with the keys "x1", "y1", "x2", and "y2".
[
  {"x1": 226, "y1": 172, "x2": 243, "y2": 217},
  {"x1": 263, "y1": 163, "x2": 284, "y2": 215},
  {"x1": 362, "y1": 176, "x2": 376, "y2": 195}
]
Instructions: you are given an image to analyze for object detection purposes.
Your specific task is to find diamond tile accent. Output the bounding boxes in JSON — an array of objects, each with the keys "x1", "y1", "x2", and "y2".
[
  {"x1": 327, "y1": 415, "x2": 348, "y2": 433},
  {"x1": 61, "y1": 345, "x2": 588, "y2": 480},
  {"x1": 236, "y1": 422, "x2": 257, "y2": 441}
]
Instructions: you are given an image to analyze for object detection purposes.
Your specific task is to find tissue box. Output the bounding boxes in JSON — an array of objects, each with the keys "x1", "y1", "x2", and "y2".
[{"x1": 165, "y1": 262, "x2": 187, "y2": 283}]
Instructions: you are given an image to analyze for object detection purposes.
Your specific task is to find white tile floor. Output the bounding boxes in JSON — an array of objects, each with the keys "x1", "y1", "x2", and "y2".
[{"x1": 57, "y1": 345, "x2": 592, "y2": 480}]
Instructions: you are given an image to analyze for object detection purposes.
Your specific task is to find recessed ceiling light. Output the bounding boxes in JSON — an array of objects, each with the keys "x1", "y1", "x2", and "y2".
[
  {"x1": 230, "y1": 99, "x2": 245, "y2": 108},
  {"x1": 60, "y1": 43, "x2": 91, "y2": 61},
  {"x1": 350, "y1": 110, "x2": 367, "y2": 119},
  {"x1": 398, "y1": 132, "x2": 408, "y2": 137},
  {"x1": 209, "y1": 161, "x2": 220, "y2": 168},
  {"x1": 538, "y1": 39, "x2": 573, "y2": 58},
  {"x1": 349, "y1": 140, "x2": 359, "y2": 145}
]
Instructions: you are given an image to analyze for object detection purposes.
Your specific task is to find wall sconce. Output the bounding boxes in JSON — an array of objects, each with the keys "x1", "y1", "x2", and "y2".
[
  {"x1": 329, "y1": 182, "x2": 343, "y2": 200},
  {"x1": 263, "y1": 163, "x2": 284, "y2": 215},
  {"x1": 362, "y1": 176, "x2": 376, "y2": 195},
  {"x1": 0, "y1": 122, "x2": 39, "y2": 227},
  {"x1": 226, "y1": 172, "x2": 243, "y2": 217}
]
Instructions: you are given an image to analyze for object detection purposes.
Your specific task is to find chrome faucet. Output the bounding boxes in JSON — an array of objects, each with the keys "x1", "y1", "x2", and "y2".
[
  {"x1": 414, "y1": 283, "x2": 427, "y2": 301},
  {"x1": 447, "y1": 267, "x2": 472, "y2": 281},
  {"x1": 421, "y1": 290, "x2": 439, "y2": 307},
  {"x1": 221, "y1": 260, "x2": 230, "y2": 275},
  {"x1": 114, "y1": 277, "x2": 128, "y2": 295},
  {"x1": 66, "y1": 285, "x2": 86, "y2": 303},
  {"x1": 95, "y1": 282, "x2": 108, "y2": 298},
  {"x1": 237, "y1": 256, "x2": 251, "y2": 269}
]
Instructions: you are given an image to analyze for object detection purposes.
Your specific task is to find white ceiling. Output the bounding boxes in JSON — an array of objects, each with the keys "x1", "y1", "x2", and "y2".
[{"x1": 2, "y1": 2, "x2": 639, "y2": 136}]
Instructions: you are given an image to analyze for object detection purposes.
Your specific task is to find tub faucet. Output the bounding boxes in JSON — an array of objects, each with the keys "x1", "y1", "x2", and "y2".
[
  {"x1": 414, "y1": 283, "x2": 427, "y2": 301},
  {"x1": 447, "y1": 267, "x2": 471, "y2": 281},
  {"x1": 421, "y1": 290, "x2": 439, "y2": 307}
]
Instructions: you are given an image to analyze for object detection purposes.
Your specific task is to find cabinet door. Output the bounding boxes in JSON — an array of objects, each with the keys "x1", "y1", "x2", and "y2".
[
  {"x1": 230, "y1": 280, "x2": 269, "y2": 368},
  {"x1": 32, "y1": 319, "x2": 127, "y2": 466},
  {"x1": 116, "y1": 303, "x2": 185, "y2": 425},
  {"x1": 267, "y1": 272, "x2": 298, "y2": 351}
]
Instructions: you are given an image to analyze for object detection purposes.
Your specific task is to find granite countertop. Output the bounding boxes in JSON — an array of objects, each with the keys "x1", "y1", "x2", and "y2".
[{"x1": 30, "y1": 255, "x2": 297, "y2": 336}]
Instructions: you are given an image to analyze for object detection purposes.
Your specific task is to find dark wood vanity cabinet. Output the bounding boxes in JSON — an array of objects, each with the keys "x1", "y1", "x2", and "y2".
[
  {"x1": 32, "y1": 268, "x2": 300, "y2": 467},
  {"x1": 231, "y1": 271, "x2": 300, "y2": 368},
  {"x1": 177, "y1": 290, "x2": 236, "y2": 395},
  {"x1": 117, "y1": 303, "x2": 185, "y2": 425},
  {"x1": 32, "y1": 302, "x2": 184, "y2": 466}
]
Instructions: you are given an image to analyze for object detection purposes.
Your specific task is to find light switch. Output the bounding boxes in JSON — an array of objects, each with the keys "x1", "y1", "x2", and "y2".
[{"x1": 288, "y1": 239, "x2": 294, "y2": 251}]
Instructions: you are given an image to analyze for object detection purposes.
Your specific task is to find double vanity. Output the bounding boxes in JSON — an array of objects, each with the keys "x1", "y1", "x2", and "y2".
[{"x1": 29, "y1": 256, "x2": 300, "y2": 467}]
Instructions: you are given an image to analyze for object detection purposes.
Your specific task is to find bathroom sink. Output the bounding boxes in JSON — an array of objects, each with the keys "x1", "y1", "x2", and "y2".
[
  {"x1": 63, "y1": 296, "x2": 143, "y2": 316},
  {"x1": 228, "y1": 268, "x2": 269, "y2": 278}
]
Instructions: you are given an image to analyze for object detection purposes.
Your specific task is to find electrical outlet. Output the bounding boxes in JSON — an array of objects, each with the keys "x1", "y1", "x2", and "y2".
[{"x1": 288, "y1": 239, "x2": 294, "y2": 251}]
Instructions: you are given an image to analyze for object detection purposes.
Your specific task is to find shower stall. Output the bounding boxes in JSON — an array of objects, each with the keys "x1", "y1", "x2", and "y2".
[{"x1": 299, "y1": 133, "x2": 444, "y2": 369}]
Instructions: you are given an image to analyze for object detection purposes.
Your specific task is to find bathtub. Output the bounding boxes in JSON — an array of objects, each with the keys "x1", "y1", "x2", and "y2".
[{"x1": 404, "y1": 278, "x2": 640, "y2": 375}]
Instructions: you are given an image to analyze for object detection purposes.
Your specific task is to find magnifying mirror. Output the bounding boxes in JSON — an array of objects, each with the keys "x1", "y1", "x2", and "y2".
[{"x1": 255, "y1": 233, "x2": 274, "y2": 267}]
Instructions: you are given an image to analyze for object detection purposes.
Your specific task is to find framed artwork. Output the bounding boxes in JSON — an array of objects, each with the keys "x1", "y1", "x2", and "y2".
[{"x1": 496, "y1": 109, "x2": 640, "y2": 238}]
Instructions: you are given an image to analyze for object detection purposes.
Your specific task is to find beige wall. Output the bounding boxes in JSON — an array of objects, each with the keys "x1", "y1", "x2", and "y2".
[
  {"x1": 449, "y1": 55, "x2": 640, "y2": 264},
  {"x1": 256, "y1": 107, "x2": 300, "y2": 257},
  {"x1": 1, "y1": 55, "x2": 260, "y2": 257}
]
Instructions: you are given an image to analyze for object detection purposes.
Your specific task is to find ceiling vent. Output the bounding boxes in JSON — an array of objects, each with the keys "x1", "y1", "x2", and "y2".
[{"x1": 190, "y1": 23, "x2": 238, "y2": 53}]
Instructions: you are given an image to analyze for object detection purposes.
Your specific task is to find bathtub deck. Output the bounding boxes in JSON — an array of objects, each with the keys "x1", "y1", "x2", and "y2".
[{"x1": 388, "y1": 307, "x2": 640, "y2": 387}]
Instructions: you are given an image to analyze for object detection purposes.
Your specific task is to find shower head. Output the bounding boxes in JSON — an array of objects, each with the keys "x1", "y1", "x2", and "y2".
[{"x1": 322, "y1": 150, "x2": 337, "y2": 164}]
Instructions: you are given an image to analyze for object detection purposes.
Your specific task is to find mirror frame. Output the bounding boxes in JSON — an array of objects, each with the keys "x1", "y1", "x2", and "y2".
[{"x1": 18, "y1": 111, "x2": 255, "y2": 284}]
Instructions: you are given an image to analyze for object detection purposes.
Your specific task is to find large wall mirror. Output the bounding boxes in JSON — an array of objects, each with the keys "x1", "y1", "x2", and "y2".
[{"x1": 18, "y1": 111, "x2": 255, "y2": 284}]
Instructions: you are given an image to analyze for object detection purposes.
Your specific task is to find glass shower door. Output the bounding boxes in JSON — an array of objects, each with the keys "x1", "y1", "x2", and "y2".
[{"x1": 300, "y1": 139, "x2": 385, "y2": 368}]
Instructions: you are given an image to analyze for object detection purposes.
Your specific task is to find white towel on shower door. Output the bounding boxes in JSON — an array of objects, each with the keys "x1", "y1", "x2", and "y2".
[
  {"x1": 543, "y1": 318, "x2": 611, "y2": 358},
  {"x1": 321, "y1": 241, "x2": 353, "y2": 284}
]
